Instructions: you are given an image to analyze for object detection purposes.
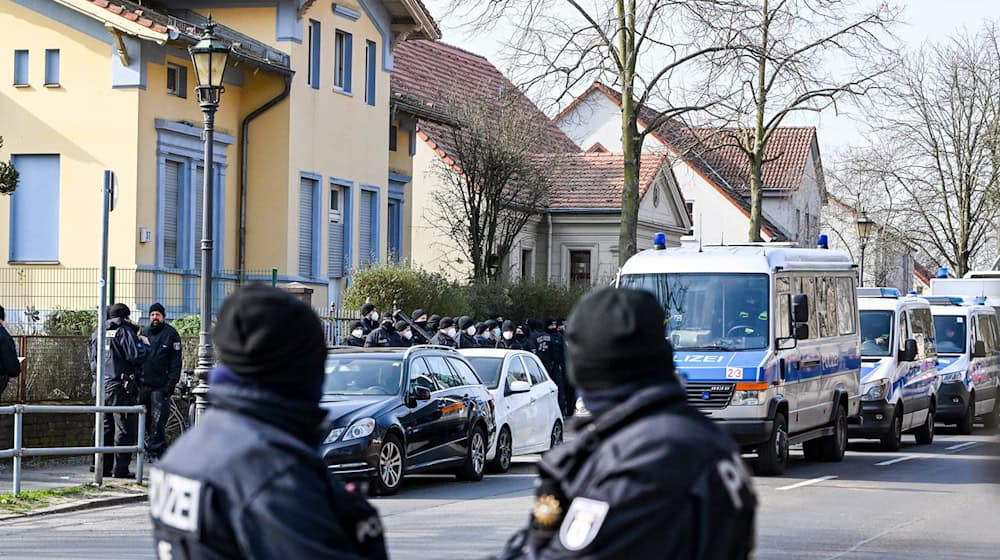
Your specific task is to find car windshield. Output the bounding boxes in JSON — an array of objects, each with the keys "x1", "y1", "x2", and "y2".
[
  {"x1": 466, "y1": 357, "x2": 503, "y2": 389},
  {"x1": 324, "y1": 356, "x2": 403, "y2": 396},
  {"x1": 619, "y1": 273, "x2": 770, "y2": 351},
  {"x1": 933, "y1": 315, "x2": 966, "y2": 354},
  {"x1": 860, "y1": 310, "x2": 894, "y2": 357}
]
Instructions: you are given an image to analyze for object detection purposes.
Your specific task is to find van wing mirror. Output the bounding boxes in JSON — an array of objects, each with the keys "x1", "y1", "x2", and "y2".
[
  {"x1": 413, "y1": 386, "x2": 432, "y2": 401},
  {"x1": 509, "y1": 380, "x2": 531, "y2": 393},
  {"x1": 793, "y1": 322, "x2": 810, "y2": 340},
  {"x1": 972, "y1": 340, "x2": 988, "y2": 358},
  {"x1": 791, "y1": 294, "x2": 809, "y2": 324},
  {"x1": 900, "y1": 338, "x2": 918, "y2": 362}
]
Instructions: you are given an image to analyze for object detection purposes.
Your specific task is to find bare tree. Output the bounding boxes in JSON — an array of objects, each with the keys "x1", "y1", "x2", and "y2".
[
  {"x1": 695, "y1": 0, "x2": 899, "y2": 241},
  {"x1": 452, "y1": 0, "x2": 743, "y2": 265},
  {"x1": 0, "y1": 137, "x2": 18, "y2": 195},
  {"x1": 429, "y1": 87, "x2": 555, "y2": 282}
]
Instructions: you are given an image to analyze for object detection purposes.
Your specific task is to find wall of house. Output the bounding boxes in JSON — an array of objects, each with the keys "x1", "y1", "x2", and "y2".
[
  {"x1": 410, "y1": 138, "x2": 471, "y2": 281},
  {"x1": 556, "y1": 92, "x2": 626, "y2": 152},
  {"x1": 672, "y1": 160, "x2": 771, "y2": 247},
  {"x1": 389, "y1": 119, "x2": 414, "y2": 262},
  {"x1": 761, "y1": 144, "x2": 824, "y2": 245},
  {"x1": 549, "y1": 214, "x2": 623, "y2": 284}
]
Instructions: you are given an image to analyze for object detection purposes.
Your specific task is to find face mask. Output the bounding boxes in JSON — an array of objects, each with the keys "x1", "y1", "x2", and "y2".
[
  {"x1": 466, "y1": 326, "x2": 477, "y2": 336},
  {"x1": 447, "y1": 328, "x2": 457, "y2": 337},
  {"x1": 402, "y1": 330, "x2": 412, "y2": 340},
  {"x1": 352, "y1": 329, "x2": 363, "y2": 338},
  {"x1": 503, "y1": 331, "x2": 514, "y2": 340},
  {"x1": 492, "y1": 328, "x2": 501, "y2": 338},
  {"x1": 370, "y1": 312, "x2": 379, "y2": 321}
]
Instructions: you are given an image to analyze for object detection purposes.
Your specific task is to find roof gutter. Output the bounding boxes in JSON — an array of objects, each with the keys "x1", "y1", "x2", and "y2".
[
  {"x1": 545, "y1": 207, "x2": 621, "y2": 214},
  {"x1": 238, "y1": 76, "x2": 292, "y2": 281}
]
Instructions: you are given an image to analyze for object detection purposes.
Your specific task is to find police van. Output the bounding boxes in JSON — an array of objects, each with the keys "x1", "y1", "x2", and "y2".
[
  {"x1": 617, "y1": 239, "x2": 861, "y2": 476},
  {"x1": 851, "y1": 288, "x2": 939, "y2": 450},
  {"x1": 926, "y1": 296, "x2": 1000, "y2": 432}
]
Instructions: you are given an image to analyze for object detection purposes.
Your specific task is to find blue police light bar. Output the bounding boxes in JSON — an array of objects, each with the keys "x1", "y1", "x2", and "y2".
[
  {"x1": 936, "y1": 267, "x2": 950, "y2": 279},
  {"x1": 653, "y1": 232, "x2": 667, "y2": 250},
  {"x1": 976, "y1": 296, "x2": 987, "y2": 305},
  {"x1": 816, "y1": 234, "x2": 829, "y2": 249},
  {"x1": 857, "y1": 287, "x2": 901, "y2": 298},
  {"x1": 923, "y1": 296, "x2": 965, "y2": 306}
]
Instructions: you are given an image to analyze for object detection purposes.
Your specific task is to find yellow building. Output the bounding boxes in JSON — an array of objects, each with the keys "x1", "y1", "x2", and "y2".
[{"x1": 0, "y1": 0, "x2": 438, "y2": 324}]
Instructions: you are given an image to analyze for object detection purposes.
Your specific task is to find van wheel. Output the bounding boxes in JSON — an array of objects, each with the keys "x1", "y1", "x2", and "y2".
[
  {"x1": 982, "y1": 391, "x2": 999, "y2": 429},
  {"x1": 817, "y1": 404, "x2": 848, "y2": 461},
  {"x1": 756, "y1": 412, "x2": 788, "y2": 476},
  {"x1": 914, "y1": 405, "x2": 935, "y2": 445},
  {"x1": 880, "y1": 406, "x2": 903, "y2": 452},
  {"x1": 957, "y1": 398, "x2": 974, "y2": 435}
]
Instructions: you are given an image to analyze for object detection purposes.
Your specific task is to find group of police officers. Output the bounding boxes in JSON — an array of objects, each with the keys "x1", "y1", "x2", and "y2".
[{"x1": 148, "y1": 285, "x2": 756, "y2": 559}]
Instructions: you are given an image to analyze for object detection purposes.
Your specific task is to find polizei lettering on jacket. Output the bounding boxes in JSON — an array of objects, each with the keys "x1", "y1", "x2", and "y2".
[{"x1": 149, "y1": 468, "x2": 202, "y2": 533}]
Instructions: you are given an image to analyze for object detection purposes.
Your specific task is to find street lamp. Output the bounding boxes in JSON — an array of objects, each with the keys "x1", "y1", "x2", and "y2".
[
  {"x1": 856, "y1": 211, "x2": 876, "y2": 287},
  {"x1": 189, "y1": 18, "x2": 230, "y2": 422}
]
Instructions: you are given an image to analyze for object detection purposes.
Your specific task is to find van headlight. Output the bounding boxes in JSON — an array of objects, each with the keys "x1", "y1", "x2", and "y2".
[
  {"x1": 323, "y1": 427, "x2": 345, "y2": 445},
  {"x1": 862, "y1": 379, "x2": 889, "y2": 401},
  {"x1": 342, "y1": 418, "x2": 377, "y2": 441},
  {"x1": 940, "y1": 370, "x2": 966, "y2": 383},
  {"x1": 731, "y1": 390, "x2": 762, "y2": 406}
]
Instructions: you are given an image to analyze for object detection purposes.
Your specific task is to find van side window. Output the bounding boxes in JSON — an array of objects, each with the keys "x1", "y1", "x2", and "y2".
[
  {"x1": 795, "y1": 276, "x2": 818, "y2": 339},
  {"x1": 911, "y1": 308, "x2": 936, "y2": 356},
  {"x1": 976, "y1": 315, "x2": 996, "y2": 354},
  {"x1": 776, "y1": 276, "x2": 791, "y2": 339},
  {"x1": 898, "y1": 313, "x2": 909, "y2": 350},
  {"x1": 836, "y1": 278, "x2": 857, "y2": 335},
  {"x1": 818, "y1": 277, "x2": 838, "y2": 338},
  {"x1": 989, "y1": 316, "x2": 1000, "y2": 355}
]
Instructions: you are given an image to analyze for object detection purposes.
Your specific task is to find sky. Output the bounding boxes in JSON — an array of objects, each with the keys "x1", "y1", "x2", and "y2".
[{"x1": 422, "y1": 0, "x2": 1000, "y2": 160}]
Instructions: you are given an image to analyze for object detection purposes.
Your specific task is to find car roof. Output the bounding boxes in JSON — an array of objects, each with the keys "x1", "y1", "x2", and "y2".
[
  {"x1": 458, "y1": 348, "x2": 531, "y2": 358},
  {"x1": 327, "y1": 345, "x2": 462, "y2": 359}
]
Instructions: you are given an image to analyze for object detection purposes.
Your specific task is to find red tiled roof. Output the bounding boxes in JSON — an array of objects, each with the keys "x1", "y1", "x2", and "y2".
[
  {"x1": 392, "y1": 40, "x2": 580, "y2": 154},
  {"x1": 542, "y1": 153, "x2": 667, "y2": 209},
  {"x1": 89, "y1": 0, "x2": 168, "y2": 33}
]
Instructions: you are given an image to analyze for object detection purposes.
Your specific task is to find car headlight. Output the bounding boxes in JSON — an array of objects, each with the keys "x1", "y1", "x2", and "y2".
[
  {"x1": 862, "y1": 379, "x2": 889, "y2": 401},
  {"x1": 940, "y1": 370, "x2": 966, "y2": 383},
  {"x1": 731, "y1": 390, "x2": 763, "y2": 406},
  {"x1": 323, "y1": 427, "x2": 345, "y2": 445},
  {"x1": 342, "y1": 418, "x2": 376, "y2": 441}
]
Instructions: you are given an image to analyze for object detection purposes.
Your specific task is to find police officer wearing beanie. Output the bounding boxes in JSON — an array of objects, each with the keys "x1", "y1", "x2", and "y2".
[
  {"x1": 140, "y1": 303, "x2": 182, "y2": 460},
  {"x1": 428, "y1": 317, "x2": 457, "y2": 348},
  {"x1": 455, "y1": 316, "x2": 480, "y2": 348},
  {"x1": 359, "y1": 302, "x2": 379, "y2": 335},
  {"x1": 88, "y1": 303, "x2": 148, "y2": 478},
  {"x1": 497, "y1": 320, "x2": 528, "y2": 350},
  {"x1": 497, "y1": 288, "x2": 756, "y2": 559},
  {"x1": 150, "y1": 285, "x2": 387, "y2": 559},
  {"x1": 365, "y1": 313, "x2": 402, "y2": 348},
  {"x1": 342, "y1": 321, "x2": 367, "y2": 347}
]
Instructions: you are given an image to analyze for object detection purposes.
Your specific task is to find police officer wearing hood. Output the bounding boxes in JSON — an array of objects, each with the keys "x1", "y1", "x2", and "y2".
[
  {"x1": 497, "y1": 288, "x2": 756, "y2": 559},
  {"x1": 150, "y1": 285, "x2": 387, "y2": 559}
]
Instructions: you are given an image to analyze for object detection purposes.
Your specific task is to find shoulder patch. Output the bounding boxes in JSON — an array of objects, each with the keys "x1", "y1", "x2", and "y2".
[
  {"x1": 173, "y1": 342, "x2": 182, "y2": 351},
  {"x1": 558, "y1": 497, "x2": 609, "y2": 551},
  {"x1": 149, "y1": 467, "x2": 202, "y2": 533}
]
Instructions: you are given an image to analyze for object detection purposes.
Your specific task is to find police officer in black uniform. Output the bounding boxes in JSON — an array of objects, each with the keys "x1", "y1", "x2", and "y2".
[
  {"x1": 149, "y1": 285, "x2": 387, "y2": 559},
  {"x1": 342, "y1": 321, "x2": 367, "y2": 347},
  {"x1": 140, "y1": 303, "x2": 182, "y2": 460},
  {"x1": 365, "y1": 313, "x2": 402, "y2": 348},
  {"x1": 497, "y1": 288, "x2": 756, "y2": 559},
  {"x1": 533, "y1": 318, "x2": 568, "y2": 415},
  {"x1": 359, "y1": 302, "x2": 379, "y2": 335},
  {"x1": 89, "y1": 303, "x2": 148, "y2": 478}
]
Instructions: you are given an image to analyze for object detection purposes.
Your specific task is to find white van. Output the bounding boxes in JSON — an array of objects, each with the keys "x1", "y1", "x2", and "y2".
[
  {"x1": 851, "y1": 288, "x2": 939, "y2": 450},
  {"x1": 617, "y1": 242, "x2": 861, "y2": 476},
  {"x1": 926, "y1": 297, "x2": 1000, "y2": 432}
]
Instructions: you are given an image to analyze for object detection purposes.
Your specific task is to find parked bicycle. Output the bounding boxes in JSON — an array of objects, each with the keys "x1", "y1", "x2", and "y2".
[{"x1": 163, "y1": 371, "x2": 196, "y2": 446}]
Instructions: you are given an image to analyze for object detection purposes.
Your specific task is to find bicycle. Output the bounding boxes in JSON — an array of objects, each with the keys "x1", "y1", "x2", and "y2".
[{"x1": 164, "y1": 372, "x2": 196, "y2": 446}]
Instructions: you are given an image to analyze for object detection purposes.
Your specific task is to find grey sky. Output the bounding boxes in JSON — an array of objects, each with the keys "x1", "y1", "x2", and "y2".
[{"x1": 423, "y1": 0, "x2": 1000, "y2": 159}]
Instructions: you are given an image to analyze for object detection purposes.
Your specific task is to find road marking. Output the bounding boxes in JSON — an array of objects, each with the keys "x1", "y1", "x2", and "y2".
[
  {"x1": 945, "y1": 442, "x2": 977, "y2": 453},
  {"x1": 826, "y1": 519, "x2": 922, "y2": 560},
  {"x1": 776, "y1": 475, "x2": 837, "y2": 491},
  {"x1": 875, "y1": 455, "x2": 918, "y2": 466}
]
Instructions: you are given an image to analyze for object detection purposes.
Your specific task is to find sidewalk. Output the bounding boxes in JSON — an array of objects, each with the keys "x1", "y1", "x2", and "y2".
[{"x1": 0, "y1": 458, "x2": 97, "y2": 494}]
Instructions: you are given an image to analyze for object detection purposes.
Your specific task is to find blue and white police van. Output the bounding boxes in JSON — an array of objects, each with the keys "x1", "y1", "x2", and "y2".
[
  {"x1": 617, "y1": 238, "x2": 861, "y2": 475},
  {"x1": 926, "y1": 296, "x2": 1000, "y2": 432},
  {"x1": 851, "y1": 288, "x2": 939, "y2": 450}
]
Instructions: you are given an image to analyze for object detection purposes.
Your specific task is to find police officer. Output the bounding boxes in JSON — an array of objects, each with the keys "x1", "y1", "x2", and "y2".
[
  {"x1": 150, "y1": 285, "x2": 387, "y2": 559},
  {"x1": 732, "y1": 289, "x2": 768, "y2": 337},
  {"x1": 89, "y1": 303, "x2": 148, "y2": 478},
  {"x1": 534, "y1": 318, "x2": 568, "y2": 415},
  {"x1": 428, "y1": 317, "x2": 457, "y2": 348},
  {"x1": 411, "y1": 309, "x2": 431, "y2": 344},
  {"x1": 359, "y1": 302, "x2": 379, "y2": 335},
  {"x1": 0, "y1": 305, "x2": 20, "y2": 401},
  {"x1": 342, "y1": 321, "x2": 366, "y2": 347},
  {"x1": 497, "y1": 320, "x2": 528, "y2": 350},
  {"x1": 396, "y1": 321, "x2": 414, "y2": 347},
  {"x1": 365, "y1": 313, "x2": 402, "y2": 348},
  {"x1": 455, "y1": 316, "x2": 480, "y2": 348},
  {"x1": 140, "y1": 303, "x2": 182, "y2": 460},
  {"x1": 497, "y1": 288, "x2": 756, "y2": 559}
]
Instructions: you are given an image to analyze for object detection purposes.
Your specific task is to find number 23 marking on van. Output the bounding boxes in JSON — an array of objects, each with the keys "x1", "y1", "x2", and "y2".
[{"x1": 726, "y1": 367, "x2": 743, "y2": 379}]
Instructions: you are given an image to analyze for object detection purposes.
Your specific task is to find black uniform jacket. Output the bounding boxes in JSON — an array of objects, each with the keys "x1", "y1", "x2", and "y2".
[
  {"x1": 141, "y1": 323, "x2": 182, "y2": 389},
  {"x1": 499, "y1": 383, "x2": 757, "y2": 559},
  {"x1": 150, "y1": 384, "x2": 388, "y2": 559},
  {"x1": 89, "y1": 319, "x2": 148, "y2": 392},
  {"x1": 364, "y1": 325, "x2": 403, "y2": 348}
]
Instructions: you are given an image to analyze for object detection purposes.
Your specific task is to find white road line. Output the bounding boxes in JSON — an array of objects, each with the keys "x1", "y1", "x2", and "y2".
[
  {"x1": 945, "y1": 442, "x2": 977, "y2": 452},
  {"x1": 826, "y1": 519, "x2": 922, "y2": 560},
  {"x1": 776, "y1": 475, "x2": 837, "y2": 491},
  {"x1": 875, "y1": 455, "x2": 918, "y2": 466}
]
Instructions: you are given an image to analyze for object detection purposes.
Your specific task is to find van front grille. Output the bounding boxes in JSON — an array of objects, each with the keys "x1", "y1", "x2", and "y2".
[{"x1": 685, "y1": 382, "x2": 735, "y2": 409}]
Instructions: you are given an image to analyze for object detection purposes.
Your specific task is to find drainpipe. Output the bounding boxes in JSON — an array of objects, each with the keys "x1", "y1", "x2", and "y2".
[
  {"x1": 547, "y1": 213, "x2": 553, "y2": 282},
  {"x1": 238, "y1": 77, "x2": 292, "y2": 282}
]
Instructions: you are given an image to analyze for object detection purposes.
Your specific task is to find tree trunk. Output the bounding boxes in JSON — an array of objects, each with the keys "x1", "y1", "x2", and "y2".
[
  {"x1": 748, "y1": 0, "x2": 769, "y2": 243},
  {"x1": 748, "y1": 154, "x2": 764, "y2": 242},
  {"x1": 619, "y1": 103, "x2": 640, "y2": 266}
]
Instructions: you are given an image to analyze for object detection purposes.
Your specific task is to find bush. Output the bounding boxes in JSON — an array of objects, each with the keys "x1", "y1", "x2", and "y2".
[
  {"x1": 460, "y1": 283, "x2": 513, "y2": 321},
  {"x1": 343, "y1": 263, "x2": 468, "y2": 317},
  {"x1": 43, "y1": 310, "x2": 97, "y2": 336},
  {"x1": 506, "y1": 281, "x2": 590, "y2": 323},
  {"x1": 171, "y1": 315, "x2": 201, "y2": 337}
]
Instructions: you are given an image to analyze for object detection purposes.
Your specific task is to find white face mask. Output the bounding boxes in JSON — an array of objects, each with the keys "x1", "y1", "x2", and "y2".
[
  {"x1": 402, "y1": 330, "x2": 412, "y2": 340},
  {"x1": 466, "y1": 326, "x2": 477, "y2": 336},
  {"x1": 502, "y1": 331, "x2": 514, "y2": 340},
  {"x1": 352, "y1": 329, "x2": 363, "y2": 338},
  {"x1": 447, "y1": 327, "x2": 457, "y2": 337},
  {"x1": 369, "y1": 311, "x2": 379, "y2": 321}
]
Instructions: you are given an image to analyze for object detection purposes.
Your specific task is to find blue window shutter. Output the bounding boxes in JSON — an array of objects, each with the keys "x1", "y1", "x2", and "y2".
[
  {"x1": 9, "y1": 155, "x2": 60, "y2": 262},
  {"x1": 13, "y1": 50, "x2": 28, "y2": 86},
  {"x1": 309, "y1": 20, "x2": 321, "y2": 89},
  {"x1": 299, "y1": 178, "x2": 316, "y2": 277},
  {"x1": 328, "y1": 191, "x2": 344, "y2": 279},
  {"x1": 162, "y1": 160, "x2": 182, "y2": 268},
  {"x1": 44, "y1": 49, "x2": 59, "y2": 85},
  {"x1": 358, "y1": 191, "x2": 373, "y2": 266},
  {"x1": 344, "y1": 33, "x2": 353, "y2": 93},
  {"x1": 342, "y1": 185, "x2": 353, "y2": 274},
  {"x1": 365, "y1": 40, "x2": 376, "y2": 106},
  {"x1": 387, "y1": 201, "x2": 401, "y2": 262}
]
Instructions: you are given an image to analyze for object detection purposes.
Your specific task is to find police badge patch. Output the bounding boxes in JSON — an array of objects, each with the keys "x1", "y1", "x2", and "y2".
[
  {"x1": 558, "y1": 497, "x2": 609, "y2": 551},
  {"x1": 173, "y1": 342, "x2": 182, "y2": 351}
]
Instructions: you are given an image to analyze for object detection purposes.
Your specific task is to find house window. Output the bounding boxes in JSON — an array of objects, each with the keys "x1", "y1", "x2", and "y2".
[
  {"x1": 569, "y1": 250, "x2": 591, "y2": 285},
  {"x1": 159, "y1": 162, "x2": 223, "y2": 271},
  {"x1": 9, "y1": 155, "x2": 60, "y2": 262},
  {"x1": 521, "y1": 249, "x2": 533, "y2": 279},
  {"x1": 334, "y1": 30, "x2": 352, "y2": 92},
  {"x1": 166, "y1": 63, "x2": 187, "y2": 98},
  {"x1": 13, "y1": 50, "x2": 28, "y2": 86},
  {"x1": 329, "y1": 187, "x2": 342, "y2": 223},
  {"x1": 44, "y1": 49, "x2": 59, "y2": 86},
  {"x1": 389, "y1": 125, "x2": 398, "y2": 152},
  {"x1": 308, "y1": 20, "x2": 321, "y2": 89},
  {"x1": 365, "y1": 40, "x2": 376, "y2": 106},
  {"x1": 299, "y1": 176, "x2": 319, "y2": 277},
  {"x1": 684, "y1": 201, "x2": 695, "y2": 236}
]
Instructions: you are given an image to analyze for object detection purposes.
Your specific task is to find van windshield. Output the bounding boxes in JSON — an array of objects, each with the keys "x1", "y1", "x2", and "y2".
[
  {"x1": 619, "y1": 273, "x2": 769, "y2": 351},
  {"x1": 860, "y1": 310, "x2": 894, "y2": 357},
  {"x1": 933, "y1": 315, "x2": 966, "y2": 354}
]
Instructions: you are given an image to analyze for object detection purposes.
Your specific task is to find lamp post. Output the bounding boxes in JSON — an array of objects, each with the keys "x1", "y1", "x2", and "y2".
[
  {"x1": 188, "y1": 18, "x2": 230, "y2": 422},
  {"x1": 856, "y1": 211, "x2": 875, "y2": 287}
]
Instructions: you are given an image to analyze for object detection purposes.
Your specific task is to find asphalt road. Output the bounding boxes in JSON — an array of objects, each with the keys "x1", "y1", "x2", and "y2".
[{"x1": 0, "y1": 427, "x2": 997, "y2": 559}]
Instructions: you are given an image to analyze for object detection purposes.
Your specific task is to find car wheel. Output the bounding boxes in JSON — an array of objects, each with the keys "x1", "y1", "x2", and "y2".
[
  {"x1": 550, "y1": 420, "x2": 564, "y2": 449},
  {"x1": 756, "y1": 412, "x2": 788, "y2": 476},
  {"x1": 818, "y1": 403, "x2": 848, "y2": 462},
  {"x1": 371, "y1": 434, "x2": 405, "y2": 496},
  {"x1": 880, "y1": 406, "x2": 903, "y2": 452},
  {"x1": 958, "y1": 397, "x2": 975, "y2": 435},
  {"x1": 488, "y1": 426, "x2": 512, "y2": 473},
  {"x1": 982, "y1": 390, "x2": 1000, "y2": 429},
  {"x1": 457, "y1": 426, "x2": 486, "y2": 482},
  {"x1": 914, "y1": 405, "x2": 935, "y2": 445}
]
